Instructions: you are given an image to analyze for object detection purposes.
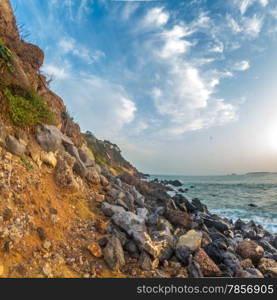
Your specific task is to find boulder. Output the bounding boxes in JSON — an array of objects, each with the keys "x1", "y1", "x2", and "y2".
[
  {"x1": 63, "y1": 143, "x2": 87, "y2": 177},
  {"x1": 237, "y1": 239, "x2": 264, "y2": 263},
  {"x1": 132, "y1": 231, "x2": 163, "y2": 258},
  {"x1": 101, "y1": 202, "x2": 126, "y2": 217},
  {"x1": 54, "y1": 152, "x2": 79, "y2": 190},
  {"x1": 194, "y1": 248, "x2": 222, "y2": 277},
  {"x1": 103, "y1": 236, "x2": 125, "y2": 271},
  {"x1": 258, "y1": 258, "x2": 277, "y2": 278},
  {"x1": 176, "y1": 230, "x2": 203, "y2": 251},
  {"x1": 165, "y1": 209, "x2": 192, "y2": 228},
  {"x1": 40, "y1": 151, "x2": 57, "y2": 168},
  {"x1": 36, "y1": 124, "x2": 73, "y2": 152},
  {"x1": 191, "y1": 198, "x2": 208, "y2": 213},
  {"x1": 222, "y1": 252, "x2": 242, "y2": 276},
  {"x1": 175, "y1": 245, "x2": 192, "y2": 266},
  {"x1": 5, "y1": 135, "x2": 26, "y2": 155},
  {"x1": 203, "y1": 242, "x2": 226, "y2": 265},
  {"x1": 112, "y1": 211, "x2": 146, "y2": 236},
  {"x1": 241, "y1": 258, "x2": 254, "y2": 269},
  {"x1": 86, "y1": 167, "x2": 101, "y2": 184},
  {"x1": 202, "y1": 215, "x2": 230, "y2": 232}
]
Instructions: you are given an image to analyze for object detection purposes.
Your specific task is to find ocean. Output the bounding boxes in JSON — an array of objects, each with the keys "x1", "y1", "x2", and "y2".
[{"x1": 149, "y1": 173, "x2": 277, "y2": 233}]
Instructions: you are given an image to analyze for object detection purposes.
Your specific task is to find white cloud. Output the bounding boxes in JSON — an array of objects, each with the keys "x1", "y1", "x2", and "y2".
[
  {"x1": 142, "y1": 7, "x2": 169, "y2": 28},
  {"x1": 239, "y1": 0, "x2": 253, "y2": 15},
  {"x1": 243, "y1": 14, "x2": 263, "y2": 37},
  {"x1": 158, "y1": 25, "x2": 193, "y2": 58},
  {"x1": 58, "y1": 37, "x2": 105, "y2": 63},
  {"x1": 259, "y1": 0, "x2": 268, "y2": 7},
  {"x1": 226, "y1": 15, "x2": 242, "y2": 33},
  {"x1": 52, "y1": 73, "x2": 136, "y2": 138},
  {"x1": 42, "y1": 64, "x2": 69, "y2": 79},
  {"x1": 233, "y1": 60, "x2": 250, "y2": 71}
]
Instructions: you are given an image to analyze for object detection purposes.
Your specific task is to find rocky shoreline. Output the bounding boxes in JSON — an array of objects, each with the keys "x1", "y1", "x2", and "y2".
[{"x1": 98, "y1": 173, "x2": 277, "y2": 278}]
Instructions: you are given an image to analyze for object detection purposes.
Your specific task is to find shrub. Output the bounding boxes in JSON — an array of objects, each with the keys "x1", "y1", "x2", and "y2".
[
  {"x1": 0, "y1": 39, "x2": 14, "y2": 72},
  {"x1": 3, "y1": 88, "x2": 56, "y2": 127}
]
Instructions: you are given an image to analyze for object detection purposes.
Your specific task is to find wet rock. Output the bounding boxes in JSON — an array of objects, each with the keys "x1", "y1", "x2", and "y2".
[
  {"x1": 112, "y1": 211, "x2": 146, "y2": 236},
  {"x1": 5, "y1": 135, "x2": 26, "y2": 156},
  {"x1": 139, "y1": 251, "x2": 159, "y2": 271},
  {"x1": 176, "y1": 230, "x2": 203, "y2": 251},
  {"x1": 191, "y1": 198, "x2": 208, "y2": 213},
  {"x1": 175, "y1": 246, "x2": 192, "y2": 266},
  {"x1": 194, "y1": 248, "x2": 222, "y2": 277},
  {"x1": 202, "y1": 215, "x2": 230, "y2": 232},
  {"x1": 237, "y1": 239, "x2": 264, "y2": 263},
  {"x1": 168, "y1": 180, "x2": 182, "y2": 187},
  {"x1": 101, "y1": 202, "x2": 125, "y2": 217},
  {"x1": 165, "y1": 209, "x2": 192, "y2": 228},
  {"x1": 258, "y1": 258, "x2": 277, "y2": 278},
  {"x1": 173, "y1": 194, "x2": 197, "y2": 213},
  {"x1": 103, "y1": 236, "x2": 125, "y2": 271},
  {"x1": 272, "y1": 236, "x2": 277, "y2": 249},
  {"x1": 234, "y1": 219, "x2": 246, "y2": 230},
  {"x1": 88, "y1": 242, "x2": 103, "y2": 258},
  {"x1": 248, "y1": 203, "x2": 257, "y2": 207}
]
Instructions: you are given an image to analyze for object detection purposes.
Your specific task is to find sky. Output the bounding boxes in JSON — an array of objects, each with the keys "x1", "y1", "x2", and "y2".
[{"x1": 10, "y1": 0, "x2": 277, "y2": 175}]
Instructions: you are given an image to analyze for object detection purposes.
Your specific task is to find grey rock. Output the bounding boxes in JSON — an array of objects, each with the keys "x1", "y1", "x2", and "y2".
[
  {"x1": 137, "y1": 208, "x2": 149, "y2": 220},
  {"x1": 5, "y1": 135, "x2": 26, "y2": 155},
  {"x1": 36, "y1": 124, "x2": 73, "y2": 152},
  {"x1": 103, "y1": 236, "x2": 125, "y2": 271},
  {"x1": 112, "y1": 211, "x2": 146, "y2": 236},
  {"x1": 101, "y1": 202, "x2": 126, "y2": 217}
]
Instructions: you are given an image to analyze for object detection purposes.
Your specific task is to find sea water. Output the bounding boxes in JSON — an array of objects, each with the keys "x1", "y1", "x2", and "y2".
[{"x1": 149, "y1": 173, "x2": 277, "y2": 233}]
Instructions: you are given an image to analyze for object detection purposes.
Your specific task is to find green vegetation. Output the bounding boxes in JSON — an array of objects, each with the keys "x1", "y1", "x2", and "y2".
[
  {"x1": 3, "y1": 88, "x2": 56, "y2": 127},
  {"x1": 19, "y1": 154, "x2": 33, "y2": 170},
  {"x1": 0, "y1": 39, "x2": 14, "y2": 73}
]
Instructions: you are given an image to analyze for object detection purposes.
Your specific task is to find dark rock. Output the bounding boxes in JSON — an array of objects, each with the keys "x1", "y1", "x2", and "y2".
[
  {"x1": 98, "y1": 237, "x2": 108, "y2": 248},
  {"x1": 124, "y1": 240, "x2": 139, "y2": 255},
  {"x1": 234, "y1": 219, "x2": 246, "y2": 230},
  {"x1": 203, "y1": 242, "x2": 226, "y2": 264},
  {"x1": 191, "y1": 198, "x2": 208, "y2": 213},
  {"x1": 188, "y1": 258, "x2": 203, "y2": 278},
  {"x1": 169, "y1": 180, "x2": 182, "y2": 187},
  {"x1": 175, "y1": 245, "x2": 192, "y2": 266},
  {"x1": 248, "y1": 203, "x2": 257, "y2": 207},
  {"x1": 173, "y1": 194, "x2": 197, "y2": 213},
  {"x1": 222, "y1": 252, "x2": 242, "y2": 276},
  {"x1": 37, "y1": 227, "x2": 47, "y2": 241},
  {"x1": 202, "y1": 215, "x2": 230, "y2": 232}
]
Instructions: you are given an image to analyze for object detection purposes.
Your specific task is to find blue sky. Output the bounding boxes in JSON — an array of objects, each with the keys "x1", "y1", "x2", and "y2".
[{"x1": 10, "y1": 0, "x2": 277, "y2": 175}]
